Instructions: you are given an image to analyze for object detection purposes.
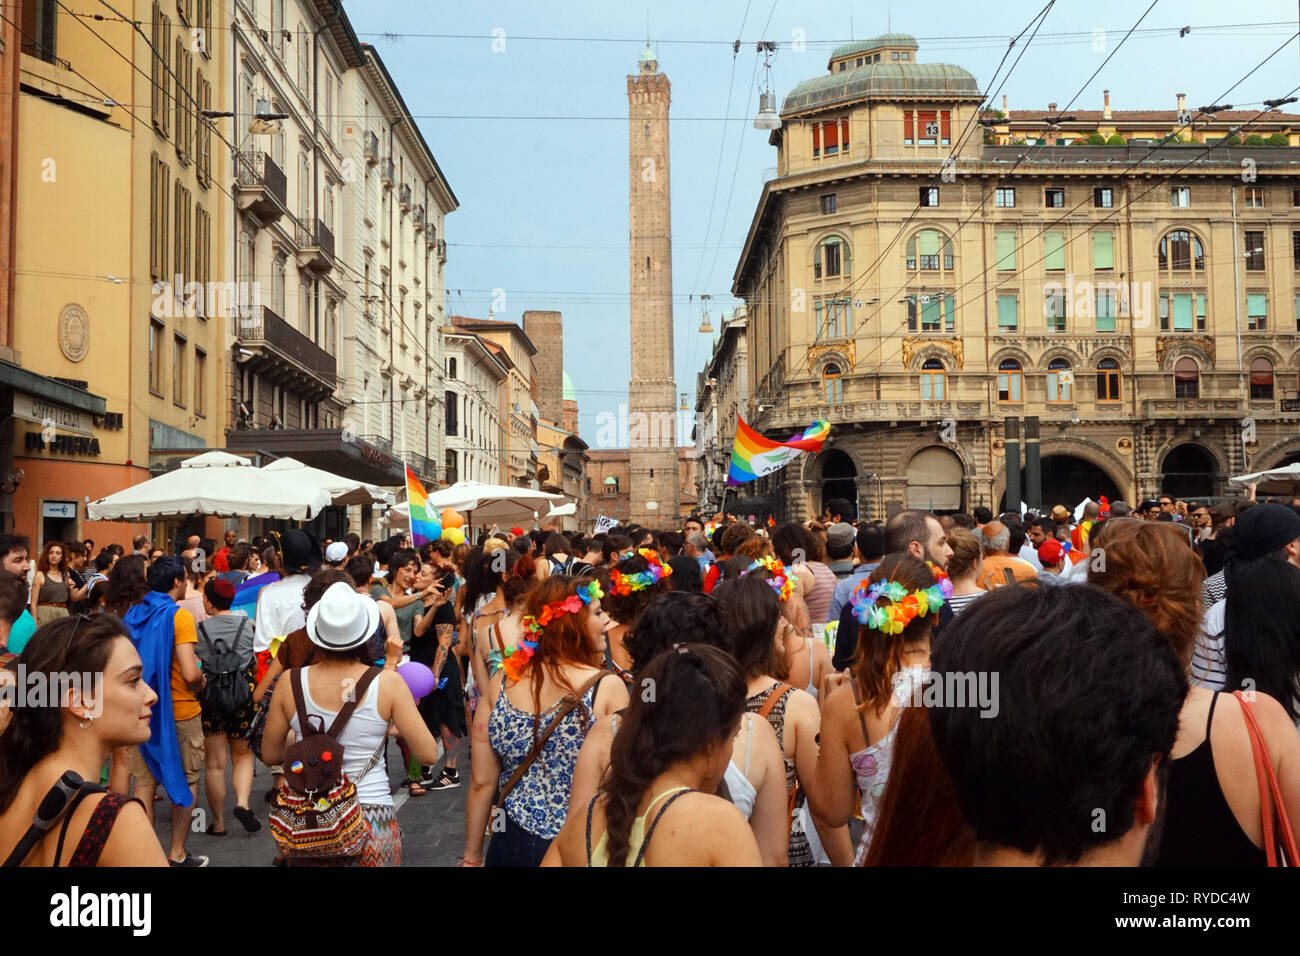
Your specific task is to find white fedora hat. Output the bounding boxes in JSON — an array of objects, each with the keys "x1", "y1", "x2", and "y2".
[{"x1": 307, "y1": 582, "x2": 380, "y2": 652}]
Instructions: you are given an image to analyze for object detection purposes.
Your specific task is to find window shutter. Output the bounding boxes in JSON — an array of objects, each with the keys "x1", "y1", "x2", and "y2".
[
  {"x1": 1093, "y1": 231, "x2": 1114, "y2": 269},
  {"x1": 919, "y1": 230, "x2": 941, "y2": 256},
  {"x1": 1173, "y1": 293, "x2": 1194, "y2": 331},
  {"x1": 998, "y1": 294, "x2": 1018, "y2": 327},
  {"x1": 903, "y1": 110, "x2": 913, "y2": 142},
  {"x1": 941, "y1": 111, "x2": 951, "y2": 141},
  {"x1": 1045, "y1": 231, "x2": 1066, "y2": 270},
  {"x1": 1247, "y1": 293, "x2": 1268, "y2": 317},
  {"x1": 995, "y1": 231, "x2": 1016, "y2": 270},
  {"x1": 812, "y1": 123, "x2": 820, "y2": 154},
  {"x1": 823, "y1": 121, "x2": 839, "y2": 150},
  {"x1": 841, "y1": 119, "x2": 850, "y2": 150}
]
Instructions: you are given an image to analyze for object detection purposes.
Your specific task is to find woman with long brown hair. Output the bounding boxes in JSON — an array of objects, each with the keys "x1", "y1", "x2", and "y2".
[
  {"x1": 0, "y1": 615, "x2": 168, "y2": 866},
  {"x1": 542, "y1": 645, "x2": 762, "y2": 866},
  {"x1": 30, "y1": 542, "x2": 74, "y2": 626},
  {"x1": 461, "y1": 576, "x2": 628, "y2": 867},
  {"x1": 603, "y1": 549, "x2": 672, "y2": 682},
  {"x1": 1088, "y1": 519, "x2": 1300, "y2": 866},
  {"x1": 809, "y1": 553, "x2": 950, "y2": 865}
]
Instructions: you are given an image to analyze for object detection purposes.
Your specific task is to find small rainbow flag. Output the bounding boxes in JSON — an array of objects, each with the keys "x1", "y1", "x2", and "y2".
[
  {"x1": 405, "y1": 465, "x2": 442, "y2": 547},
  {"x1": 728, "y1": 417, "x2": 830, "y2": 487}
]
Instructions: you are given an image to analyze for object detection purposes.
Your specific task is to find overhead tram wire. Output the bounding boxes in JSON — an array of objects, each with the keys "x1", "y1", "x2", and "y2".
[
  {"x1": 838, "y1": 28, "x2": 1300, "y2": 376},
  {"x1": 848, "y1": 86, "x2": 1300, "y2": 382},
  {"x1": 784, "y1": 0, "x2": 1054, "y2": 355}
]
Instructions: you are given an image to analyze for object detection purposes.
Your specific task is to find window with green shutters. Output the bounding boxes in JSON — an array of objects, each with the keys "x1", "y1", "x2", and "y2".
[
  {"x1": 1093, "y1": 231, "x2": 1114, "y2": 270},
  {"x1": 1160, "y1": 292, "x2": 1207, "y2": 332},
  {"x1": 995, "y1": 231, "x2": 1016, "y2": 270},
  {"x1": 1247, "y1": 293, "x2": 1268, "y2": 331},
  {"x1": 997, "y1": 293, "x2": 1018, "y2": 331},
  {"x1": 1096, "y1": 289, "x2": 1117, "y2": 332},
  {"x1": 1295, "y1": 293, "x2": 1300, "y2": 331},
  {"x1": 1045, "y1": 230, "x2": 1066, "y2": 271}
]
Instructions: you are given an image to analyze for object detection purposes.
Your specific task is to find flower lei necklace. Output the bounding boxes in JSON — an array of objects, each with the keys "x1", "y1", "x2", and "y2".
[
  {"x1": 495, "y1": 580, "x2": 604, "y2": 681},
  {"x1": 742, "y1": 554, "x2": 796, "y2": 602},
  {"x1": 609, "y1": 548, "x2": 672, "y2": 595},
  {"x1": 850, "y1": 565, "x2": 954, "y2": 635}
]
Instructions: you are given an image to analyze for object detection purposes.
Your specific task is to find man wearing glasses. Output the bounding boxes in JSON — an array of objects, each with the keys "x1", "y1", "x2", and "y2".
[
  {"x1": 1158, "y1": 496, "x2": 1176, "y2": 516},
  {"x1": 1138, "y1": 499, "x2": 1162, "y2": 521},
  {"x1": 1188, "y1": 502, "x2": 1213, "y2": 541}
]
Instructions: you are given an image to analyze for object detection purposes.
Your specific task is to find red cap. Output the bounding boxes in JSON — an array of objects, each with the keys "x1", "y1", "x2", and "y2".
[{"x1": 1037, "y1": 539, "x2": 1065, "y2": 567}]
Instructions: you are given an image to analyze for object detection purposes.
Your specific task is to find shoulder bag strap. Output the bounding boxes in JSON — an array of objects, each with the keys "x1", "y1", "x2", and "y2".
[
  {"x1": 492, "y1": 621, "x2": 506, "y2": 654},
  {"x1": 53, "y1": 784, "x2": 108, "y2": 867},
  {"x1": 289, "y1": 668, "x2": 319, "y2": 737},
  {"x1": 493, "y1": 670, "x2": 606, "y2": 814},
  {"x1": 233, "y1": 616, "x2": 248, "y2": 656},
  {"x1": 1002, "y1": 567, "x2": 1017, "y2": 587},
  {"x1": 1233, "y1": 690, "x2": 1299, "y2": 866},
  {"x1": 1, "y1": 772, "x2": 92, "y2": 868},
  {"x1": 356, "y1": 723, "x2": 391, "y2": 781},
  {"x1": 196, "y1": 620, "x2": 214, "y2": 658},
  {"x1": 848, "y1": 673, "x2": 871, "y2": 742},
  {"x1": 325, "y1": 666, "x2": 383, "y2": 738},
  {"x1": 756, "y1": 682, "x2": 795, "y2": 720}
]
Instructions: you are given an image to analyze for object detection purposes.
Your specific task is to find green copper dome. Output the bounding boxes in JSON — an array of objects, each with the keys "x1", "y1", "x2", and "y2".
[
  {"x1": 782, "y1": 62, "x2": 979, "y2": 115},
  {"x1": 640, "y1": 43, "x2": 656, "y2": 63},
  {"x1": 562, "y1": 371, "x2": 576, "y2": 402}
]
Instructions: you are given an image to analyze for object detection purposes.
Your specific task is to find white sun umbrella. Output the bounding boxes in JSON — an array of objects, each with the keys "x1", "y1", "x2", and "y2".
[
  {"x1": 260, "y1": 456, "x2": 394, "y2": 508},
  {"x1": 425, "y1": 480, "x2": 567, "y2": 526},
  {"x1": 1229, "y1": 462, "x2": 1300, "y2": 495},
  {"x1": 87, "y1": 450, "x2": 331, "y2": 521},
  {"x1": 547, "y1": 502, "x2": 577, "y2": 518}
]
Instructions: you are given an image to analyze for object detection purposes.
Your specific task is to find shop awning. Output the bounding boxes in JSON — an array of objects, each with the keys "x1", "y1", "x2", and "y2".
[
  {"x1": 225, "y1": 428, "x2": 407, "y2": 488},
  {"x1": 0, "y1": 359, "x2": 106, "y2": 415}
]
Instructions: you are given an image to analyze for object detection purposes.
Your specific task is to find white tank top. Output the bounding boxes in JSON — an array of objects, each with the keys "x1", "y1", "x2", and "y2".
[
  {"x1": 289, "y1": 666, "x2": 392, "y2": 806},
  {"x1": 723, "y1": 714, "x2": 758, "y2": 819}
]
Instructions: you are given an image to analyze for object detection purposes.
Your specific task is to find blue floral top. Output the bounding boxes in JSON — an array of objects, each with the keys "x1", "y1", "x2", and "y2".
[{"x1": 488, "y1": 681, "x2": 599, "y2": 838}]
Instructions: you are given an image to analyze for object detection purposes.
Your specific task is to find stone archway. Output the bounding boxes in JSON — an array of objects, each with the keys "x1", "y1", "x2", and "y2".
[
  {"x1": 906, "y1": 445, "x2": 965, "y2": 513},
  {"x1": 1160, "y1": 443, "x2": 1219, "y2": 499},
  {"x1": 815, "y1": 448, "x2": 858, "y2": 518}
]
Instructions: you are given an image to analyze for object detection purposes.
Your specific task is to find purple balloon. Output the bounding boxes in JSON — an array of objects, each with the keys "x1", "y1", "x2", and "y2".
[{"x1": 397, "y1": 661, "x2": 436, "y2": 699}]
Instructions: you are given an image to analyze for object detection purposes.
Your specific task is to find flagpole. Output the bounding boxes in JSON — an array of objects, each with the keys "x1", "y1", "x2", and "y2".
[{"x1": 403, "y1": 460, "x2": 415, "y2": 549}]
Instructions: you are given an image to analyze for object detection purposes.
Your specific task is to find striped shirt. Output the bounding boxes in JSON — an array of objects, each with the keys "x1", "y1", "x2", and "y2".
[
  {"x1": 1201, "y1": 569, "x2": 1227, "y2": 608},
  {"x1": 1191, "y1": 600, "x2": 1227, "y2": 691},
  {"x1": 947, "y1": 591, "x2": 987, "y2": 616}
]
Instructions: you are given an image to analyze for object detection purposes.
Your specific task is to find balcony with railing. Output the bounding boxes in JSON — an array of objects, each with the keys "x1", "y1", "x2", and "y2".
[
  {"x1": 412, "y1": 204, "x2": 426, "y2": 232},
  {"x1": 363, "y1": 130, "x2": 379, "y2": 165},
  {"x1": 234, "y1": 150, "x2": 288, "y2": 224},
  {"x1": 381, "y1": 157, "x2": 394, "y2": 187},
  {"x1": 398, "y1": 183, "x2": 411, "y2": 210},
  {"x1": 295, "y1": 218, "x2": 335, "y2": 273},
  {"x1": 233, "y1": 306, "x2": 336, "y2": 400}
]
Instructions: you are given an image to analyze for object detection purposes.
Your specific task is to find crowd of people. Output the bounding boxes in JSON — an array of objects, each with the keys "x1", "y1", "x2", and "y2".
[{"x1": 0, "y1": 487, "x2": 1298, "y2": 868}]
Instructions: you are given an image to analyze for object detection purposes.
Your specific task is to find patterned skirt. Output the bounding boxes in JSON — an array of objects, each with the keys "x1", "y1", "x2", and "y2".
[{"x1": 285, "y1": 804, "x2": 402, "y2": 867}]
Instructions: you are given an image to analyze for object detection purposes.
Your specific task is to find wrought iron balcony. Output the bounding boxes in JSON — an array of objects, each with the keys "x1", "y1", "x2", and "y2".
[
  {"x1": 233, "y1": 150, "x2": 288, "y2": 224},
  {"x1": 233, "y1": 306, "x2": 336, "y2": 400},
  {"x1": 398, "y1": 183, "x2": 411, "y2": 210},
  {"x1": 295, "y1": 218, "x2": 335, "y2": 273},
  {"x1": 381, "y1": 157, "x2": 394, "y2": 187},
  {"x1": 412, "y1": 204, "x2": 426, "y2": 232},
  {"x1": 363, "y1": 130, "x2": 379, "y2": 165}
]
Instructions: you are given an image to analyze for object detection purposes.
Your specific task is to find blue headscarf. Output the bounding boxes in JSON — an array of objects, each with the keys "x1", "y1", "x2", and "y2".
[{"x1": 123, "y1": 591, "x2": 194, "y2": 806}]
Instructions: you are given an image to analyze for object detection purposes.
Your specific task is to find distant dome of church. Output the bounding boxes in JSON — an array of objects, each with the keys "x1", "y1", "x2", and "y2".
[
  {"x1": 640, "y1": 43, "x2": 656, "y2": 64},
  {"x1": 562, "y1": 371, "x2": 576, "y2": 401}
]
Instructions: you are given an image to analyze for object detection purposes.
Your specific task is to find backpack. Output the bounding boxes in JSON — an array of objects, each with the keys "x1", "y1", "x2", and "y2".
[
  {"x1": 195, "y1": 618, "x2": 253, "y2": 722},
  {"x1": 269, "y1": 666, "x2": 385, "y2": 859}
]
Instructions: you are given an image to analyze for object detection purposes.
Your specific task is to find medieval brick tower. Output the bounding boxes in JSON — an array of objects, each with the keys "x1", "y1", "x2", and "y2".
[{"x1": 627, "y1": 43, "x2": 680, "y2": 527}]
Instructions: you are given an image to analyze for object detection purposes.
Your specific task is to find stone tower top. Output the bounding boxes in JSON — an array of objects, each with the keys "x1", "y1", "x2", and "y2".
[{"x1": 639, "y1": 42, "x2": 657, "y2": 74}]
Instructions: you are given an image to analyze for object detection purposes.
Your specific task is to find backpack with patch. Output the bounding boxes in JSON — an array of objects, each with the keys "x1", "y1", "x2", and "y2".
[
  {"x1": 195, "y1": 618, "x2": 253, "y2": 722},
  {"x1": 269, "y1": 666, "x2": 384, "y2": 859}
]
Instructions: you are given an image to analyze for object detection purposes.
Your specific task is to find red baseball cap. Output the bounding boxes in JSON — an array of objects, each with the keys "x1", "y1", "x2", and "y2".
[{"x1": 1037, "y1": 539, "x2": 1065, "y2": 567}]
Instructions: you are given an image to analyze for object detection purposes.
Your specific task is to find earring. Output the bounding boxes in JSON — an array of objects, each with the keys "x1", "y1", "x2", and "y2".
[{"x1": 78, "y1": 717, "x2": 93, "y2": 730}]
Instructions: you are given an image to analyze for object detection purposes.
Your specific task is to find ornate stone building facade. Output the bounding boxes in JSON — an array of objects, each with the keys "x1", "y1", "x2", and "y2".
[{"x1": 729, "y1": 33, "x2": 1300, "y2": 521}]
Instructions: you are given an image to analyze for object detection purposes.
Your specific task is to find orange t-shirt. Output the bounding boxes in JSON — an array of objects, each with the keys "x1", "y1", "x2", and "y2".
[{"x1": 170, "y1": 608, "x2": 201, "y2": 722}]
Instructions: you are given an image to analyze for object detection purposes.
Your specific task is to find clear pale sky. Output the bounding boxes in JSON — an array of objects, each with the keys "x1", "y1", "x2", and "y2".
[{"x1": 344, "y1": 0, "x2": 1299, "y2": 445}]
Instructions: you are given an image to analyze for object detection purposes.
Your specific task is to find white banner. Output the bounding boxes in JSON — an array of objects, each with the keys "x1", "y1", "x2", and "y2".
[{"x1": 594, "y1": 514, "x2": 618, "y2": 535}]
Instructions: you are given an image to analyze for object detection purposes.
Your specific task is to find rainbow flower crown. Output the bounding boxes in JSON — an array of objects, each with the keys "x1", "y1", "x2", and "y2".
[
  {"x1": 609, "y1": 548, "x2": 672, "y2": 595},
  {"x1": 495, "y1": 580, "x2": 604, "y2": 681},
  {"x1": 850, "y1": 563, "x2": 953, "y2": 635},
  {"x1": 742, "y1": 554, "x2": 796, "y2": 602}
]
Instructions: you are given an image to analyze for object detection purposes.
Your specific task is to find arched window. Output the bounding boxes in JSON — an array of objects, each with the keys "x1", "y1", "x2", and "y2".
[
  {"x1": 1046, "y1": 358, "x2": 1073, "y2": 403},
  {"x1": 1158, "y1": 230, "x2": 1204, "y2": 272},
  {"x1": 1096, "y1": 358, "x2": 1121, "y2": 403},
  {"x1": 1250, "y1": 357, "x2": 1275, "y2": 400},
  {"x1": 822, "y1": 363, "x2": 844, "y2": 403},
  {"x1": 905, "y1": 229, "x2": 954, "y2": 271},
  {"x1": 814, "y1": 236, "x2": 850, "y2": 279},
  {"x1": 920, "y1": 358, "x2": 946, "y2": 401},
  {"x1": 1174, "y1": 357, "x2": 1200, "y2": 399},
  {"x1": 997, "y1": 359, "x2": 1022, "y2": 402}
]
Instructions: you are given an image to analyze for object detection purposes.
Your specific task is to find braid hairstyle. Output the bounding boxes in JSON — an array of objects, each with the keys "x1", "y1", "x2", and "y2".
[{"x1": 599, "y1": 644, "x2": 745, "y2": 866}]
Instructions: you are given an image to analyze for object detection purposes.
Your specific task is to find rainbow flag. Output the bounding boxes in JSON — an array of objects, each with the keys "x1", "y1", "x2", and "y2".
[
  {"x1": 728, "y1": 417, "x2": 830, "y2": 487},
  {"x1": 406, "y1": 465, "x2": 442, "y2": 547}
]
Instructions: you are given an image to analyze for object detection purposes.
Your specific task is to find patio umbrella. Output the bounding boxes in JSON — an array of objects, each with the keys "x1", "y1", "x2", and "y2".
[
  {"x1": 259, "y1": 457, "x2": 394, "y2": 508},
  {"x1": 1228, "y1": 462, "x2": 1300, "y2": 496},
  {"x1": 87, "y1": 450, "x2": 331, "y2": 521},
  {"x1": 425, "y1": 481, "x2": 567, "y2": 526}
]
